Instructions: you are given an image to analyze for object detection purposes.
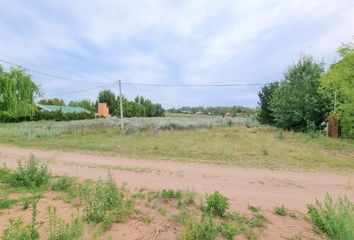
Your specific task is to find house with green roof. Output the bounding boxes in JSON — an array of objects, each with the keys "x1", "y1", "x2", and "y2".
[{"x1": 37, "y1": 104, "x2": 90, "y2": 114}]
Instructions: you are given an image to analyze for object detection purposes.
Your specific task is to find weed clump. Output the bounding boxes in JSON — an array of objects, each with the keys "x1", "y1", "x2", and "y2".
[
  {"x1": 206, "y1": 191, "x2": 229, "y2": 216},
  {"x1": 51, "y1": 176, "x2": 74, "y2": 191},
  {"x1": 1, "y1": 200, "x2": 40, "y2": 240},
  {"x1": 274, "y1": 205, "x2": 288, "y2": 216},
  {"x1": 84, "y1": 174, "x2": 132, "y2": 225},
  {"x1": 308, "y1": 195, "x2": 354, "y2": 240},
  {"x1": 9, "y1": 155, "x2": 50, "y2": 188},
  {"x1": 47, "y1": 206, "x2": 83, "y2": 240},
  {"x1": 181, "y1": 217, "x2": 220, "y2": 240},
  {"x1": 0, "y1": 193, "x2": 17, "y2": 209}
]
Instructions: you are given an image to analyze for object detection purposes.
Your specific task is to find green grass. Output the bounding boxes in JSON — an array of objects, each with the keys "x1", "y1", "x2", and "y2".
[
  {"x1": 308, "y1": 194, "x2": 354, "y2": 240},
  {"x1": 0, "y1": 119, "x2": 353, "y2": 172},
  {"x1": 274, "y1": 205, "x2": 288, "y2": 216}
]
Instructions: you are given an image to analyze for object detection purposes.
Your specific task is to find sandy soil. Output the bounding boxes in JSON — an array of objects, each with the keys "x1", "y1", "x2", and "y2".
[{"x1": 1, "y1": 145, "x2": 353, "y2": 239}]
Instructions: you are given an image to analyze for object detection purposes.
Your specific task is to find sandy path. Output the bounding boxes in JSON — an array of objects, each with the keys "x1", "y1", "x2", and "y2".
[{"x1": 1, "y1": 145, "x2": 353, "y2": 213}]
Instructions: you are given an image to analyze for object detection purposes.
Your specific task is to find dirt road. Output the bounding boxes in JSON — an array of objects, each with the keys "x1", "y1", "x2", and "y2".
[{"x1": 1, "y1": 144, "x2": 353, "y2": 239}]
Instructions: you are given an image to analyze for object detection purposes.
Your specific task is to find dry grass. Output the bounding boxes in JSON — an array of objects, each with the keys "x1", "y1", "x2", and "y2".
[{"x1": 0, "y1": 120, "x2": 353, "y2": 172}]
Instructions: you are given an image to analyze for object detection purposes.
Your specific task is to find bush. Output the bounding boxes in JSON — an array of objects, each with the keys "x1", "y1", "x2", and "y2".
[
  {"x1": 308, "y1": 194, "x2": 354, "y2": 240},
  {"x1": 206, "y1": 191, "x2": 229, "y2": 216},
  {"x1": 47, "y1": 206, "x2": 83, "y2": 240},
  {"x1": 84, "y1": 174, "x2": 132, "y2": 224},
  {"x1": 181, "y1": 217, "x2": 220, "y2": 240},
  {"x1": 9, "y1": 155, "x2": 50, "y2": 188},
  {"x1": 35, "y1": 110, "x2": 94, "y2": 122}
]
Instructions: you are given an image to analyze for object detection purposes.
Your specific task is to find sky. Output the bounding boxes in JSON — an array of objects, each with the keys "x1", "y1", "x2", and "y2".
[{"x1": 0, "y1": 0, "x2": 353, "y2": 108}]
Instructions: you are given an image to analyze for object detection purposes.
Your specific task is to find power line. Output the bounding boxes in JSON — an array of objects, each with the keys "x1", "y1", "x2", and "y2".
[
  {"x1": 123, "y1": 82, "x2": 268, "y2": 87},
  {"x1": 44, "y1": 82, "x2": 118, "y2": 97},
  {"x1": 0, "y1": 58, "x2": 110, "y2": 84}
]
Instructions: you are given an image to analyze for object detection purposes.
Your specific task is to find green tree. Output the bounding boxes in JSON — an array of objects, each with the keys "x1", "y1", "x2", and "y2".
[
  {"x1": 38, "y1": 98, "x2": 65, "y2": 106},
  {"x1": 320, "y1": 41, "x2": 354, "y2": 138},
  {"x1": 270, "y1": 56, "x2": 330, "y2": 130},
  {"x1": 68, "y1": 99, "x2": 96, "y2": 114},
  {"x1": 97, "y1": 89, "x2": 117, "y2": 115},
  {"x1": 257, "y1": 82, "x2": 279, "y2": 124},
  {"x1": 0, "y1": 66, "x2": 41, "y2": 121}
]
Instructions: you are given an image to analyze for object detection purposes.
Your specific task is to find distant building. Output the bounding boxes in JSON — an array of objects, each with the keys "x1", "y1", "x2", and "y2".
[
  {"x1": 97, "y1": 103, "x2": 109, "y2": 118},
  {"x1": 37, "y1": 104, "x2": 90, "y2": 114}
]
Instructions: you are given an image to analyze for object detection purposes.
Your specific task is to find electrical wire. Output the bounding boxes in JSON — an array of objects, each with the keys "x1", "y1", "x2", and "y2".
[
  {"x1": 44, "y1": 82, "x2": 118, "y2": 97},
  {"x1": 123, "y1": 82, "x2": 268, "y2": 87},
  {"x1": 0, "y1": 58, "x2": 111, "y2": 84}
]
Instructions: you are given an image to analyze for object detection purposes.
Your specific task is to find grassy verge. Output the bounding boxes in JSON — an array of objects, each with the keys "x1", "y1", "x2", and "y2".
[{"x1": 0, "y1": 119, "x2": 353, "y2": 172}]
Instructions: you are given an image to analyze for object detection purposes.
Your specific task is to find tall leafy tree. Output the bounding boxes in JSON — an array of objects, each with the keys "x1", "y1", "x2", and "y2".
[
  {"x1": 0, "y1": 66, "x2": 41, "y2": 120},
  {"x1": 68, "y1": 99, "x2": 96, "y2": 114},
  {"x1": 320, "y1": 41, "x2": 354, "y2": 138},
  {"x1": 270, "y1": 56, "x2": 330, "y2": 130},
  {"x1": 38, "y1": 98, "x2": 65, "y2": 106},
  {"x1": 97, "y1": 89, "x2": 117, "y2": 115},
  {"x1": 257, "y1": 82, "x2": 279, "y2": 124}
]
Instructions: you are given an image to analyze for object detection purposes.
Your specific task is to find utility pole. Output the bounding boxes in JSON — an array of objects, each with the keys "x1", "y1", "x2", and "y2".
[{"x1": 119, "y1": 80, "x2": 124, "y2": 130}]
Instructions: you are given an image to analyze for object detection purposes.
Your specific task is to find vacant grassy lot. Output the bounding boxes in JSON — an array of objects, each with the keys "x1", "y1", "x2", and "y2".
[{"x1": 0, "y1": 117, "x2": 353, "y2": 172}]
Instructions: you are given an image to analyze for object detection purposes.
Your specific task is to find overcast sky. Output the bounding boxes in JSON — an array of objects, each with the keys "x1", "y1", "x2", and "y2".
[{"x1": 0, "y1": 0, "x2": 353, "y2": 108}]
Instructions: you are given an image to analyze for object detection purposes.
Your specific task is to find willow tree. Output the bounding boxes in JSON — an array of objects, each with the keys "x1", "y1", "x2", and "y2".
[{"x1": 0, "y1": 66, "x2": 41, "y2": 120}]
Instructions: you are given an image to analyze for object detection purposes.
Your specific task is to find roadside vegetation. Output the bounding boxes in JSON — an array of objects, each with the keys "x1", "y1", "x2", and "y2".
[
  {"x1": 1, "y1": 155, "x2": 352, "y2": 239},
  {"x1": 0, "y1": 117, "x2": 353, "y2": 172},
  {"x1": 0, "y1": 155, "x2": 270, "y2": 240},
  {"x1": 308, "y1": 195, "x2": 354, "y2": 240}
]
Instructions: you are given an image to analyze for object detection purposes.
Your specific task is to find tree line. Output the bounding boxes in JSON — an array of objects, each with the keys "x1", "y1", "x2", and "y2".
[
  {"x1": 0, "y1": 67, "x2": 164, "y2": 122},
  {"x1": 257, "y1": 40, "x2": 354, "y2": 138},
  {"x1": 168, "y1": 106, "x2": 256, "y2": 117},
  {"x1": 97, "y1": 90, "x2": 165, "y2": 117}
]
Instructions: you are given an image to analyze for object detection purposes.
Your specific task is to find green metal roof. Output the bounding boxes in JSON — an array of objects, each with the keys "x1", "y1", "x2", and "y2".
[{"x1": 37, "y1": 104, "x2": 90, "y2": 114}]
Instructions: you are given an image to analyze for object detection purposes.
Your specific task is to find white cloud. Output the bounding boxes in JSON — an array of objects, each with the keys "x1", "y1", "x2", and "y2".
[{"x1": 0, "y1": 0, "x2": 353, "y2": 107}]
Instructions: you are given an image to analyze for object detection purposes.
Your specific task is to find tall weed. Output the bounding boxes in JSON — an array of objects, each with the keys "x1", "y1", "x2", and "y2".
[{"x1": 308, "y1": 194, "x2": 354, "y2": 240}]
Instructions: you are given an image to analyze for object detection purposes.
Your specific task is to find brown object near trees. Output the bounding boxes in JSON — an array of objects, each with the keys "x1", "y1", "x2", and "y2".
[
  {"x1": 98, "y1": 103, "x2": 109, "y2": 118},
  {"x1": 328, "y1": 115, "x2": 339, "y2": 138}
]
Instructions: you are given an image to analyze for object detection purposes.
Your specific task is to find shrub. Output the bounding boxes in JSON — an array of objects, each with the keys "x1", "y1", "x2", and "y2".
[
  {"x1": 308, "y1": 195, "x2": 354, "y2": 240},
  {"x1": 84, "y1": 174, "x2": 132, "y2": 224},
  {"x1": 206, "y1": 191, "x2": 229, "y2": 216},
  {"x1": 9, "y1": 155, "x2": 50, "y2": 188},
  {"x1": 47, "y1": 206, "x2": 83, "y2": 240},
  {"x1": 181, "y1": 217, "x2": 220, "y2": 240}
]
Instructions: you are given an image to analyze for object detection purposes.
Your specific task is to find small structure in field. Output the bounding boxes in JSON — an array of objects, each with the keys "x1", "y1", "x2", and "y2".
[
  {"x1": 327, "y1": 115, "x2": 339, "y2": 138},
  {"x1": 98, "y1": 103, "x2": 109, "y2": 118},
  {"x1": 37, "y1": 104, "x2": 90, "y2": 114}
]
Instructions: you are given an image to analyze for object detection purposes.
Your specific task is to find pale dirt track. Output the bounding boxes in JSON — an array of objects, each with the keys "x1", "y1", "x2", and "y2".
[{"x1": 1, "y1": 145, "x2": 353, "y2": 239}]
